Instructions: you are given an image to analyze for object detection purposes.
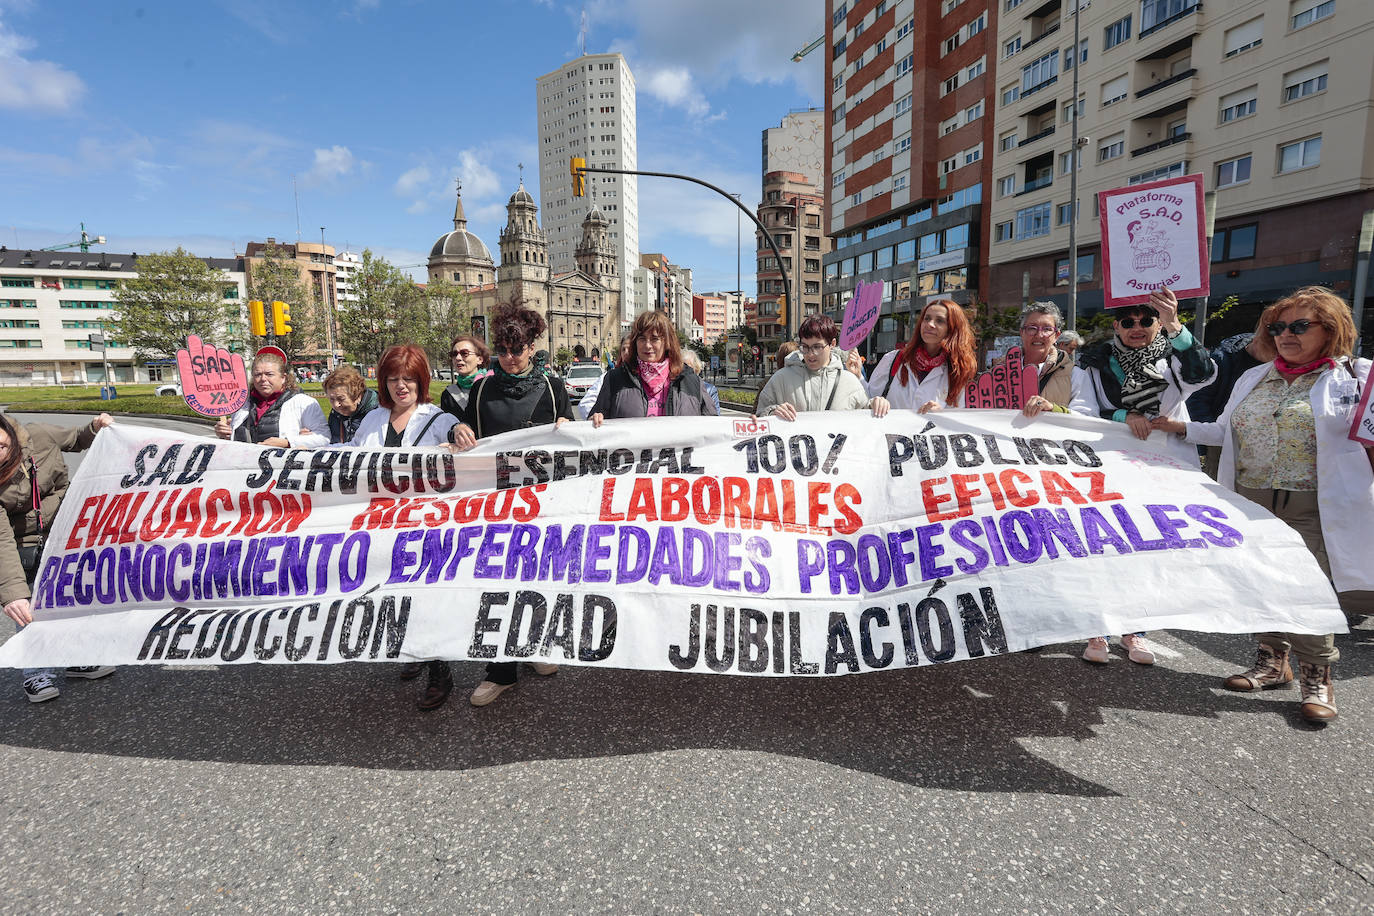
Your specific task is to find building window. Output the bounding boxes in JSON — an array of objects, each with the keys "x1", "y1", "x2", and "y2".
[
  {"x1": 896, "y1": 134, "x2": 912, "y2": 154},
  {"x1": 966, "y1": 58, "x2": 985, "y2": 80},
  {"x1": 851, "y1": 191, "x2": 864, "y2": 206},
  {"x1": 833, "y1": 37, "x2": 847, "y2": 59},
  {"x1": 897, "y1": 17, "x2": 914, "y2": 40},
  {"x1": 942, "y1": 74, "x2": 960, "y2": 95},
  {"x1": 832, "y1": 73, "x2": 844, "y2": 90},
  {"x1": 1000, "y1": 130, "x2": 1019, "y2": 151},
  {"x1": 1212, "y1": 225, "x2": 1258, "y2": 261},
  {"x1": 943, "y1": 33, "x2": 962, "y2": 56},
  {"x1": 1282, "y1": 61, "x2": 1328, "y2": 102},
  {"x1": 1219, "y1": 86, "x2": 1257, "y2": 123},
  {"x1": 1101, "y1": 74, "x2": 1128, "y2": 106},
  {"x1": 1129, "y1": 160, "x2": 1188, "y2": 184},
  {"x1": 1005, "y1": 36, "x2": 1022, "y2": 58},
  {"x1": 1015, "y1": 203, "x2": 1052, "y2": 240},
  {"x1": 967, "y1": 13, "x2": 986, "y2": 36},
  {"x1": 832, "y1": 170, "x2": 846, "y2": 186},
  {"x1": 876, "y1": 246, "x2": 894, "y2": 269},
  {"x1": 919, "y1": 232, "x2": 941, "y2": 257},
  {"x1": 1002, "y1": 83, "x2": 1021, "y2": 106},
  {"x1": 1216, "y1": 155, "x2": 1252, "y2": 188},
  {"x1": 893, "y1": 174, "x2": 908, "y2": 192},
  {"x1": 1291, "y1": 0, "x2": 1334, "y2": 30},
  {"x1": 1104, "y1": 15, "x2": 1132, "y2": 49},
  {"x1": 1021, "y1": 50, "x2": 1059, "y2": 95},
  {"x1": 995, "y1": 221, "x2": 1015, "y2": 242},
  {"x1": 833, "y1": 103, "x2": 846, "y2": 124},
  {"x1": 1063, "y1": 98, "x2": 1085, "y2": 123},
  {"x1": 1223, "y1": 17, "x2": 1263, "y2": 57},
  {"x1": 1278, "y1": 136, "x2": 1321, "y2": 172},
  {"x1": 1063, "y1": 39, "x2": 1089, "y2": 69},
  {"x1": 1060, "y1": 150, "x2": 1082, "y2": 174},
  {"x1": 1141, "y1": 0, "x2": 1199, "y2": 32},
  {"x1": 941, "y1": 267, "x2": 968, "y2": 292},
  {"x1": 896, "y1": 53, "x2": 914, "y2": 76},
  {"x1": 1, "y1": 277, "x2": 36, "y2": 288},
  {"x1": 965, "y1": 100, "x2": 984, "y2": 122},
  {"x1": 895, "y1": 93, "x2": 913, "y2": 115},
  {"x1": 833, "y1": 2, "x2": 848, "y2": 27},
  {"x1": 1099, "y1": 134, "x2": 1125, "y2": 162},
  {"x1": 963, "y1": 144, "x2": 982, "y2": 165},
  {"x1": 1055, "y1": 254, "x2": 1094, "y2": 285},
  {"x1": 998, "y1": 175, "x2": 1016, "y2": 197}
]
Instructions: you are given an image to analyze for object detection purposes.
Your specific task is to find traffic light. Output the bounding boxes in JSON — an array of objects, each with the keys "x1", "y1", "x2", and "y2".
[
  {"x1": 247, "y1": 300, "x2": 267, "y2": 337},
  {"x1": 271, "y1": 300, "x2": 292, "y2": 335},
  {"x1": 570, "y1": 157, "x2": 586, "y2": 197},
  {"x1": 777, "y1": 294, "x2": 787, "y2": 328}
]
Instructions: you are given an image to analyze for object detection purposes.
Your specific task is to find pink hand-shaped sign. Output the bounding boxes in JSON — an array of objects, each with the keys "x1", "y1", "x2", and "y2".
[
  {"x1": 964, "y1": 346, "x2": 1038, "y2": 409},
  {"x1": 175, "y1": 335, "x2": 249, "y2": 417},
  {"x1": 839, "y1": 281, "x2": 883, "y2": 350}
]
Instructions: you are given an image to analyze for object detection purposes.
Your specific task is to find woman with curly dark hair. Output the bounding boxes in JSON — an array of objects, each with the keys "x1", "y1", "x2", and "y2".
[
  {"x1": 865, "y1": 299, "x2": 976, "y2": 412},
  {"x1": 429, "y1": 300, "x2": 574, "y2": 710}
]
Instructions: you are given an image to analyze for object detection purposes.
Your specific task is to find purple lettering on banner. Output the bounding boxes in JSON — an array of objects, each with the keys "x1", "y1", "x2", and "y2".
[
  {"x1": 538, "y1": 524, "x2": 583, "y2": 583},
  {"x1": 712, "y1": 531, "x2": 743, "y2": 592},
  {"x1": 312, "y1": 532, "x2": 345, "y2": 595},
  {"x1": 141, "y1": 546, "x2": 166, "y2": 602},
  {"x1": 504, "y1": 524, "x2": 542, "y2": 579},
  {"x1": 857, "y1": 534, "x2": 891, "y2": 592},
  {"x1": 1111, "y1": 503, "x2": 1169, "y2": 551},
  {"x1": 796, "y1": 540, "x2": 824, "y2": 594},
  {"x1": 444, "y1": 526, "x2": 484, "y2": 579},
  {"x1": 886, "y1": 529, "x2": 917, "y2": 587},
  {"x1": 388, "y1": 530, "x2": 424, "y2": 584},
  {"x1": 998, "y1": 511, "x2": 1045, "y2": 564},
  {"x1": 582, "y1": 524, "x2": 615, "y2": 583},
  {"x1": 473, "y1": 524, "x2": 512, "y2": 579},
  {"x1": 647, "y1": 527, "x2": 681, "y2": 585},
  {"x1": 948, "y1": 519, "x2": 991, "y2": 574},
  {"x1": 743, "y1": 536, "x2": 771, "y2": 594},
  {"x1": 412, "y1": 529, "x2": 456, "y2": 584},
  {"x1": 74, "y1": 551, "x2": 96, "y2": 604},
  {"x1": 681, "y1": 528, "x2": 713, "y2": 588},
  {"x1": 826, "y1": 539, "x2": 858, "y2": 594},
  {"x1": 1079, "y1": 506, "x2": 1133, "y2": 555},
  {"x1": 1146, "y1": 504, "x2": 1207, "y2": 549},
  {"x1": 1185, "y1": 504, "x2": 1244, "y2": 547},
  {"x1": 338, "y1": 532, "x2": 369, "y2": 591},
  {"x1": 251, "y1": 537, "x2": 282, "y2": 596},
  {"x1": 616, "y1": 526, "x2": 652, "y2": 582},
  {"x1": 915, "y1": 523, "x2": 953, "y2": 580},
  {"x1": 168, "y1": 542, "x2": 194, "y2": 602},
  {"x1": 1030, "y1": 508, "x2": 1088, "y2": 558}
]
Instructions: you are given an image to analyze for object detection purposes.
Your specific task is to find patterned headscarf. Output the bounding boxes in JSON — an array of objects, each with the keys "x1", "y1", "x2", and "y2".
[{"x1": 1110, "y1": 332, "x2": 1170, "y2": 415}]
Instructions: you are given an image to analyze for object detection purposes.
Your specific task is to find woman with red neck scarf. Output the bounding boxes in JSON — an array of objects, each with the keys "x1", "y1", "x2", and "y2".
[
  {"x1": 865, "y1": 299, "x2": 976, "y2": 413},
  {"x1": 1155, "y1": 287, "x2": 1373, "y2": 724},
  {"x1": 588, "y1": 310, "x2": 716, "y2": 425},
  {"x1": 215, "y1": 349, "x2": 329, "y2": 447}
]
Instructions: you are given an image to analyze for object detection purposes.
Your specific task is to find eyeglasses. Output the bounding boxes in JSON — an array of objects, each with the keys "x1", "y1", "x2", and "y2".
[
  {"x1": 1117, "y1": 315, "x2": 1157, "y2": 329},
  {"x1": 1267, "y1": 319, "x2": 1315, "y2": 337},
  {"x1": 450, "y1": 348, "x2": 475, "y2": 359},
  {"x1": 799, "y1": 343, "x2": 831, "y2": 354},
  {"x1": 1021, "y1": 325, "x2": 1058, "y2": 336}
]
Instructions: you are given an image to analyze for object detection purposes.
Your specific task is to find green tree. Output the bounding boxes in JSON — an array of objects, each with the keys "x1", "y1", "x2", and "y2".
[
  {"x1": 415, "y1": 276, "x2": 473, "y2": 369},
  {"x1": 335, "y1": 249, "x2": 411, "y2": 368},
  {"x1": 247, "y1": 242, "x2": 319, "y2": 361},
  {"x1": 109, "y1": 247, "x2": 240, "y2": 362}
]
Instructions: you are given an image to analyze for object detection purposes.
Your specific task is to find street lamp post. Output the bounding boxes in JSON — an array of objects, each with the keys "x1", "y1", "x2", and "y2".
[
  {"x1": 1067, "y1": 0, "x2": 1083, "y2": 329},
  {"x1": 321, "y1": 227, "x2": 336, "y2": 368}
]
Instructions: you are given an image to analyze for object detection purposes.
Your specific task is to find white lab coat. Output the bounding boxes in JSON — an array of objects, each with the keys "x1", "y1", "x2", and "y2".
[
  {"x1": 864, "y1": 350, "x2": 966, "y2": 410},
  {"x1": 228, "y1": 392, "x2": 329, "y2": 448},
  {"x1": 1185, "y1": 358, "x2": 1374, "y2": 593},
  {"x1": 342, "y1": 402, "x2": 458, "y2": 447}
]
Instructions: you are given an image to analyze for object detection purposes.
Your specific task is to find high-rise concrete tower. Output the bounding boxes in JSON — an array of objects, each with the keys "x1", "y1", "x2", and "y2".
[{"x1": 536, "y1": 52, "x2": 639, "y2": 299}]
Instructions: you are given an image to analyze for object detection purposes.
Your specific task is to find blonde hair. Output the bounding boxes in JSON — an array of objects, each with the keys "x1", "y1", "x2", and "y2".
[{"x1": 1251, "y1": 286, "x2": 1356, "y2": 361}]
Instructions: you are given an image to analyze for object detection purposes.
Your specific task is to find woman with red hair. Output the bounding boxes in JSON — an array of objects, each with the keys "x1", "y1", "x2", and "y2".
[
  {"x1": 865, "y1": 299, "x2": 976, "y2": 412},
  {"x1": 340, "y1": 345, "x2": 457, "y2": 448}
]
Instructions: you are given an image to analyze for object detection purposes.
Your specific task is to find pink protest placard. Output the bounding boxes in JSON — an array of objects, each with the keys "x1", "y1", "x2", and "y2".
[
  {"x1": 839, "y1": 281, "x2": 883, "y2": 350},
  {"x1": 1098, "y1": 173, "x2": 1208, "y2": 309},
  {"x1": 174, "y1": 335, "x2": 249, "y2": 417},
  {"x1": 964, "y1": 346, "x2": 1038, "y2": 409}
]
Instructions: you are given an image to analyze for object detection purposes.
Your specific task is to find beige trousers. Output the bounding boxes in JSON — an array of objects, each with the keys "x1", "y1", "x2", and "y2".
[{"x1": 1235, "y1": 485, "x2": 1338, "y2": 666}]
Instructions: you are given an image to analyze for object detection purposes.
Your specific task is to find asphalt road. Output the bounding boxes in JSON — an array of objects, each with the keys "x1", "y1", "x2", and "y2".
[{"x1": 0, "y1": 411, "x2": 1370, "y2": 913}]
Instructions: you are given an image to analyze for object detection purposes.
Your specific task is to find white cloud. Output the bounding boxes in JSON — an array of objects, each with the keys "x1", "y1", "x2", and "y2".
[
  {"x1": 641, "y1": 67, "x2": 710, "y2": 118},
  {"x1": 394, "y1": 164, "x2": 431, "y2": 197},
  {"x1": 0, "y1": 19, "x2": 85, "y2": 112},
  {"x1": 303, "y1": 145, "x2": 356, "y2": 186},
  {"x1": 457, "y1": 149, "x2": 500, "y2": 200}
]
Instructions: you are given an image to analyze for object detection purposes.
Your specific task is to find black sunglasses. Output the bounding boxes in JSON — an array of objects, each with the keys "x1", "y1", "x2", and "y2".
[
  {"x1": 1267, "y1": 319, "x2": 1315, "y2": 337},
  {"x1": 492, "y1": 345, "x2": 527, "y2": 358},
  {"x1": 1117, "y1": 315, "x2": 1157, "y2": 329}
]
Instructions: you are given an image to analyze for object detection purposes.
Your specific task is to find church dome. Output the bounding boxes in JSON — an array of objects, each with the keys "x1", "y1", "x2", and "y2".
[
  {"x1": 509, "y1": 184, "x2": 536, "y2": 206},
  {"x1": 584, "y1": 205, "x2": 607, "y2": 223},
  {"x1": 429, "y1": 229, "x2": 493, "y2": 263}
]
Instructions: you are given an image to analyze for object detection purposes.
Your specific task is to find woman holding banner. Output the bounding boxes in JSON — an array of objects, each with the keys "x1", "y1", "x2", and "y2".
[
  {"x1": 216, "y1": 348, "x2": 329, "y2": 447},
  {"x1": 340, "y1": 345, "x2": 457, "y2": 448},
  {"x1": 1069, "y1": 287, "x2": 1215, "y2": 666},
  {"x1": 439, "y1": 334, "x2": 490, "y2": 417},
  {"x1": 1153, "y1": 287, "x2": 1372, "y2": 723},
  {"x1": 864, "y1": 299, "x2": 974, "y2": 413},
  {"x1": 755, "y1": 315, "x2": 889, "y2": 420},
  {"x1": 442, "y1": 299, "x2": 575, "y2": 709},
  {"x1": 323, "y1": 365, "x2": 379, "y2": 444},
  {"x1": 0, "y1": 412, "x2": 116, "y2": 703},
  {"x1": 589, "y1": 310, "x2": 716, "y2": 424}
]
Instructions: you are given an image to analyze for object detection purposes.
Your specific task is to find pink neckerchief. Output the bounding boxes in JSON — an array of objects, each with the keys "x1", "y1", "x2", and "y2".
[
  {"x1": 251, "y1": 388, "x2": 285, "y2": 422},
  {"x1": 1274, "y1": 355, "x2": 1335, "y2": 379},
  {"x1": 637, "y1": 359, "x2": 671, "y2": 416}
]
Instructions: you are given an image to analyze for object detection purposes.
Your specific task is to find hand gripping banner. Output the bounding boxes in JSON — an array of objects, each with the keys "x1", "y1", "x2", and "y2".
[{"x1": 0, "y1": 415, "x2": 1347, "y2": 674}]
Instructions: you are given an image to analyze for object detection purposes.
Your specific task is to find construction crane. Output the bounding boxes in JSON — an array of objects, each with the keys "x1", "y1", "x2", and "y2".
[
  {"x1": 40, "y1": 222, "x2": 105, "y2": 252},
  {"x1": 791, "y1": 35, "x2": 824, "y2": 62}
]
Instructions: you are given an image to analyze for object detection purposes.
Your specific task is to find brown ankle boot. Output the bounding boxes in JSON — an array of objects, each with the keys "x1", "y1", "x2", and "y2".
[
  {"x1": 1223, "y1": 643, "x2": 1293, "y2": 691},
  {"x1": 1298, "y1": 662, "x2": 1337, "y2": 723}
]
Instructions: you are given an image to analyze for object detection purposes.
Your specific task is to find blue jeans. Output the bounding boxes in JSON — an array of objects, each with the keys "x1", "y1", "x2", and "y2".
[{"x1": 14, "y1": 622, "x2": 55, "y2": 681}]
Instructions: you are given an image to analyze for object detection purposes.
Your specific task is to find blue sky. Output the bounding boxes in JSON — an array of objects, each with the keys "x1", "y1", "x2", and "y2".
[{"x1": 1, "y1": 0, "x2": 824, "y2": 293}]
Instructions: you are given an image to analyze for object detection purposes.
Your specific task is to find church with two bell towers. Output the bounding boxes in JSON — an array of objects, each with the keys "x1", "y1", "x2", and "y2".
[{"x1": 427, "y1": 173, "x2": 622, "y2": 361}]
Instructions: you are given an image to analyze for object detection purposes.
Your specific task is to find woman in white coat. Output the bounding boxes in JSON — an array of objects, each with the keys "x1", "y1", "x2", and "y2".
[
  {"x1": 865, "y1": 299, "x2": 975, "y2": 412},
  {"x1": 1154, "y1": 287, "x2": 1371, "y2": 723},
  {"x1": 342, "y1": 344, "x2": 457, "y2": 448},
  {"x1": 216, "y1": 348, "x2": 329, "y2": 447}
]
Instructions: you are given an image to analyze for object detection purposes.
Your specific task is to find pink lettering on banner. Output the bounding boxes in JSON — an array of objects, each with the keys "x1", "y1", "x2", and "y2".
[
  {"x1": 839, "y1": 281, "x2": 883, "y2": 351},
  {"x1": 965, "y1": 346, "x2": 1038, "y2": 409}
]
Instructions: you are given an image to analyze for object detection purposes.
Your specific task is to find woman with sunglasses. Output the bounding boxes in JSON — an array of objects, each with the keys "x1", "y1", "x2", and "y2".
[
  {"x1": 864, "y1": 299, "x2": 975, "y2": 413},
  {"x1": 443, "y1": 299, "x2": 574, "y2": 709},
  {"x1": 588, "y1": 310, "x2": 716, "y2": 425},
  {"x1": 1068, "y1": 287, "x2": 1216, "y2": 666},
  {"x1": 439, "y1": 334, "x2": 490, "y2": 417},
  {"x1": 1153, "y1": 287, "x2": 1372, "y2": 723}
]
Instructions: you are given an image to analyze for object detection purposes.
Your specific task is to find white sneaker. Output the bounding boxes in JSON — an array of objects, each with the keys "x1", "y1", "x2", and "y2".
[
  {"x1": 23, "y1": 673, "x2": 59, "y2": 703},
  {"x1": 1120, "y1": 634, "x2": 1155, "y2": 666},
  {"x1": 1082, "y1": 637, "x2": 1110, "y2": 664},
  {"x1": 469, "y1": 680, "x2": 514, "y2": 707},
  {"x1": 530, "y1": 662, "x2": 559, "y2": 676}
]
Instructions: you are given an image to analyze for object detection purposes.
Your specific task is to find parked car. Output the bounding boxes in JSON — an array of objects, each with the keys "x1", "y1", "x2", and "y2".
[
  {"x1": 562, "y1": 363, "x2": 604, "y2": 397},
  {"x1": 155, "y1": 382, "x2": 183, "y2": 397}
]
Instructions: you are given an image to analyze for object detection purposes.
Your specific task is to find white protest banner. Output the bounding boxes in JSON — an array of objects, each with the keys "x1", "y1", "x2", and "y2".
[
  {"x1": 0, "y1": 415, "x2": 1346, "y2": 675},
  {"x1": 1099, "y1": 174, "x2": 1208, "y2": 309}
]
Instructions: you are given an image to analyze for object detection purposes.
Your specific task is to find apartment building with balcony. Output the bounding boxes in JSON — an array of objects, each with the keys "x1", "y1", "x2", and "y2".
[
  {"x1": 755, "y1": 170, "x2": 829, "y2": 345},
  {"x1": 987, "y1": 0, "x2": 1374, "y2": 335},
  {"x1": 824, "y1": 0, "x2": 998, "y2": 356}
]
